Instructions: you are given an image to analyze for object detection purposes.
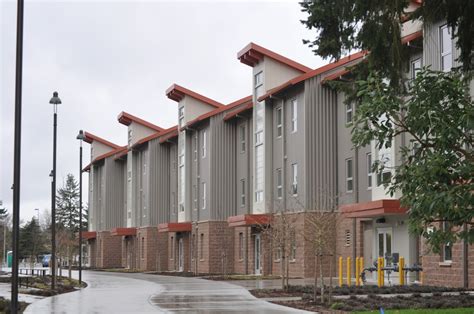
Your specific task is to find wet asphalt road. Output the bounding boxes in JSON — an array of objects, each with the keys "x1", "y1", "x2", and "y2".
[{"x1": 24, "y1": 271, "x2": 311, "y2": 313}]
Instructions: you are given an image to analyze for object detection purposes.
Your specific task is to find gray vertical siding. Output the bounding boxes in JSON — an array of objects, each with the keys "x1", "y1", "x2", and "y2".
[
  {"x1": 149, "y1": 138, "x2": 172, "y2": 225},
  {"x1": 104, "y1": 158, "x2": 126, "y2": 229},
  {"x1": 423, "y1": 20, "x2": 461, "y2": 71},
  {"x1": 304, "y1": 76, "x2": 338, "y2": 210},
  {"x1": 209, "y1": 112, "x2": 237, "y2": 220},
  {"x1": 168, "y1": 141, "x2": 179, "y2": 223},
  {"x1": 235, "y1": 118, "x2": 252, "y2": 215}
]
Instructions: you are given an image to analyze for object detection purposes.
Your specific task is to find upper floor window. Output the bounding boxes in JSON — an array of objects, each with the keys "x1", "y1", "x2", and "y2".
[
  {"x1": 291, "y1": 99, "x2": 298, "y2": 133},
  {"x1": 367, "y1": 153, "x2": 373, "y2": 189},
  {"x1": 346, "y1": 158, "x2": 353, "y2": 193},
  {"x1": 345, "y1": 102, "x2": 353, "y2": 124},
  {"x1": 240, "y1": 179, "x2": 246, "y2": 207},
  {"x1": 276, "y1": 107, "x2": 283, "y2": 138},
  {"x1": 178, "y1": 106, "x2": 185, "y2": 128},
  {"x1": 128, "y1": 129, "x2": 133, "y2": 145},
  {"x1": 411, "y1": 58, "x2": 422, "y2": 79},
  {"x1": 202, "y1": 182, "x2": 207, "y2": 210},
  {"x1": 239, "y1": 232, "x2": 244, "y2": 260},
  {"x1": 440, "y1": 25, "x2": 452, "y2": 72},
  {"x1": 276, "y1": 168, "x2": 282, "y2": 199},
  {"x1": 201, "y1": 130, "x2": 207, "y2": 158},
  {"x1": 240, "y1": 125, "x2": 246, "y2": 153},
  {"x1": 291, "y1": 163, "x2": 298, "y2": 196},
  {"x1": 443, "y1": 221, "x2": 452, "y2": 262},
  {"x1": 193, "y1": 134, "x2": 198, "y2": 161},
  {"x1": 255, "y1": 72, "x2": 264, "y2": 98},
  {"x1": 290, "y1": 229, "x2": 296, "y2": 261}
]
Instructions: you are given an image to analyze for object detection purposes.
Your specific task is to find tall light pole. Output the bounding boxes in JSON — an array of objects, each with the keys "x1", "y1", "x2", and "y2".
[
  {"x1": 12, "y1": 0, "x2": 25, "y2": 312},
  {"x1": 76, "y1": 130, "x2": 84, "y2": 285},
  {"x1": 49, "y1": 91, "x2": 61, "y2": 290}
]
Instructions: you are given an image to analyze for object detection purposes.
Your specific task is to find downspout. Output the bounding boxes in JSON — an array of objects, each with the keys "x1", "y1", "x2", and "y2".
[{"x1": 352, "y1": 114, "x2": 359, "y2": 275}]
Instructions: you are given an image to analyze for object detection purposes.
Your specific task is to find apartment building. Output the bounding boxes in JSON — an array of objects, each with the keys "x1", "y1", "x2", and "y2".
[{"x1": 83, "y1": 13, "x2": 472, "y2": 287}]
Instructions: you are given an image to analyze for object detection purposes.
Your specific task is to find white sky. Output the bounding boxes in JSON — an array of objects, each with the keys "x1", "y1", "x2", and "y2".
[{"x1": 0, "y1": 0, "x2": 325, "y2": 222}]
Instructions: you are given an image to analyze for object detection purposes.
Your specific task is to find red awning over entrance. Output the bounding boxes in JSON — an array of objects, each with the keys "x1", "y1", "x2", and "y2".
[
  {"x1": 340, "y1": 199, "x2": 407, "y2": 218},
  {"x1": 82, "y1": 231, "x2": 97, "y2": 240},
  {"x1": 157, "y1": 222, "x2": 192, "y2": 233},
  {"x1": 227, "y1": 214, "x2": 270, "y2": 227},
  {"x1": 110, "y1": 227, "x2": 136, "y2": 236}
]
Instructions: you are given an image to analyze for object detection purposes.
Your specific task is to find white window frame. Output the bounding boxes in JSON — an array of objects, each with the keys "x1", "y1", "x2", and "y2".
[
  {"x1": 240, "y1": 179, "x2": 246, "y2": 207},
  {"x1": 201, "y1": 130, "x2": 207, "y2": 158},
  {"x1": 411, "y1": 58, "x2": 422, "y2": 79},
  {"x1": 443, "y1": 221, "x2": 452, "y2": 262},
  {"x1": 291, "y1": 99, "x2": 297, "y2": 133},
  {"x1": 240, "y1": 125, "x2": 246, "y2": 153},
  {"x1": 178, "y1": 106, "x2": 185, "y2": 128},
  {"x1": 239, "y1": 232, "x2": 244, "y2": 260},
  {"x1": 367, "y1": 153, "x2": 372, "y2": 189},
  {"x1": 276, "y1": 107, "x2": 283, "y2": 138},
  {"x1": 276, "y1": 168, "x2": 282, "y2": 199},
  {"x1": 346, "y1": 158, "x2": 353, "y2": 193},
  {"x1": 440, "y1": 24, "x2": 452, "y2": 72},
  {"x1": 201, "y1": 182, "x2": 206, "y2": 210},
  {"x1": 345, "y1": 102, "x2": 353, "y2": 124},
  {"x1": 291, "y1": 163, "x2": 298, "y2": 196}
]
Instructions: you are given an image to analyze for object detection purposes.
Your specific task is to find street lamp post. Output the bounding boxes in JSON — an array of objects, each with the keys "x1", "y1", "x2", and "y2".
[
  {"x1": 76, "y1": 130, "x2": 84, "y2": 286},
  {"x1": 49, "y1": 91, "x2": 61, "y2": 290}
]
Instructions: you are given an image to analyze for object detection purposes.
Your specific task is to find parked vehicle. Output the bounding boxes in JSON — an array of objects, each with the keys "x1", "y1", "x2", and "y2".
[{"x1": 42, "y1": 254, "x2": 51, "y2": 267}]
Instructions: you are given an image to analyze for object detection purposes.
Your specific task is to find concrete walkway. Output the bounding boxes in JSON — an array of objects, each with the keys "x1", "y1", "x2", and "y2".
[{"x1": 25, "y1": 271, "x2": 312, "y2": 313}]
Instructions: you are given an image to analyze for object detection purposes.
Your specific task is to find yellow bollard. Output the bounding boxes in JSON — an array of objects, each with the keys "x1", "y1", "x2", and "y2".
[
  {"x1": 360, "y1": 257, "x2": 364, "y2": 279},
  {"x1": 338, "y1": 256, "x2": 343, "y2": 286},
  {"x1": 399, "y1": 256, "x2": 405, "y2": 286},
  {"x1": 347, "y1": 257, "x2": 351, "y2": 286},
  {"x1": 355, "y1": 257, "x2": 360, "y2": 286},
  {"x1": 377, "y1": 257, "x2": 384, "y2": 287}
]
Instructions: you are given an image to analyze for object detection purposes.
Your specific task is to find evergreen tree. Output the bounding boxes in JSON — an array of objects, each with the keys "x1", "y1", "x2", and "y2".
[
  {"x1": 19, "y1": 218, "x2": 46, "y2": 260},
  {"x1": 56, "y1": 174, "x2": 80, "y2": 233}
]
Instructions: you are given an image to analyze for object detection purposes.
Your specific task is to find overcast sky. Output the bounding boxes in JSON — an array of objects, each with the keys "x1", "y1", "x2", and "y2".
[{"x1": 0, "y1": 0, "x2": 325, "y2": 223}]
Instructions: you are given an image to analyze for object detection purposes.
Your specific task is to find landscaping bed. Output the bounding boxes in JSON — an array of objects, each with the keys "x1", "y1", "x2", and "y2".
[
  {"x1": 201, "y1": 274, "x2": 282, "y2": 281},
  {"x1": 0, "y1": 297, "x2": 28, "y2": 313}
]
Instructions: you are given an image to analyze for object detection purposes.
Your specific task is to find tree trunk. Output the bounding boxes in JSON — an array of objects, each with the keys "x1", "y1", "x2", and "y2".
[
  {"x1": 281, "y1": 252, "x2": 285, "y2": 290},
  {"x1": 286, "y1": 252, "x2": 289, "y2": 290},
  {"x1": 68, "y1": 244, "x2": 72, "y2": 279},
  {"x1": 328, "y1": 254, "x2": 333, "y2": 304},
  {"x1": 320, "y1": 254, "x2": 325, "y2": 304}
]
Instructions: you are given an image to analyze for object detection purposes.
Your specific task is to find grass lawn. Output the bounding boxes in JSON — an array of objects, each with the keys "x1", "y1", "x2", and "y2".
[{"x1": 356, "y1": 308, "x2": 474, "y2": 314}]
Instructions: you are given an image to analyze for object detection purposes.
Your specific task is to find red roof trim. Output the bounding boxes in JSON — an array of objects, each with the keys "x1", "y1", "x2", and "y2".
[
  {"x1": 401, "y1": 30, "x2": 423, "y2": 44},
  {"x1": 224, "y1": 101, "x2": 254, "y2": 121},
  {"x1": 83, "y1": 163, "x2": 91, "y2": 172},
  {"x1": 158, "y1": 222, "x2": 192, "y2": 233},
  {"x1": 83, "y1": 231, "x2": 97, "y2": 240},
  {"x1": 237, "y1": 42, "x2": 312, "y2": 73},
  {"x1": 227, "y1": 214, "x2": 271, "y2": 227},
  {"x1": 83, "y1": 132, "x2": 120, "y2": 149},
  {"x1": 158, "y1": 126, "x2": 179, "y2": 144},
  {"x1": 91, "y1": 146, "x2": 127, "y2": 165},
  {"x1": 340, "y1": 199, "x2": 407, "y2": 218},
  {"x1": 131, "y1": 132, "x2": 160, "y2": 150},
  {"x1": 185, "y1": 95, "x2": 252, "y2": 128},
  {"x1": 166, "y1": 84, "x2": 224, "y2": 108},
  {"x1": 110, "y1": 227, "x2": 137, "y2": 236},
  {"x1": 117, "y1": 112, "x2": 164, "y2": 132},
  {"x1": 258, "y1": 51, "x2": 368, "y2": 102}
]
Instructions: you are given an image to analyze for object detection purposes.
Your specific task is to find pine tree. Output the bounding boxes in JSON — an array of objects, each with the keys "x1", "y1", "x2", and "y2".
[{"x1": 56, "y1": 174, "x2": 80, "y2": 233}]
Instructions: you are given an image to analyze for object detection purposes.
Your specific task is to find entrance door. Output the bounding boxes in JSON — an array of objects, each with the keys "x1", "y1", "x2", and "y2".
[
  {"x1": 178, "y1": 238, "x2": 184, "y2": 272},
  {"x1": 377, "y1": 228, "x2": 393, "y2": 264},
  {"x1": 255, "y1": 234, "x2": 261, "y2": 275}
]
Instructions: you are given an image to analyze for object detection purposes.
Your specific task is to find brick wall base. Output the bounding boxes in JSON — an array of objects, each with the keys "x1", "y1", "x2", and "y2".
[
  {"x1": 121, "y1": 236, "x2": 137, "y2": 269},
  {"x1": 136, "y1": 227, "x2": 158, "y2": 271},
  {"x1": 87, "y1": 239, "x2": 97, "y2": 268},
  {"x1": 167, "y1": 231, "x2": 191, "y2": 272},
  {"x1": 191, "y1": 221, "x2": 234, "y2": 275},
  {"x1": 96, "y1": 231, "x2": 122, "y2": 268}
]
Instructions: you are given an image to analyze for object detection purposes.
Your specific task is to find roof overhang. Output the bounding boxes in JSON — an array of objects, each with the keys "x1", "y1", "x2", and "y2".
[
  {"x1": 340, "y1": 199, "x2": 407, "y2": 218},
  {"x1": 227, "y1": 214, "x2": 271, "y2": 228},
  {"x1": 165, "y1": 84, "x2": 224, "y2": 108},
  {"x1": 83, "y1": 132, "x2": 120, "y2": 149},
  {"x1": 117, "y1": 111, "x2": 163, "y2": 132},
  {"x1": 110, "y1": 227, "x2": 137, "y2": 236},
  {"x1": 159, "y1": 127, "x2": 179, "y2": 144},
  {"x1": 83, "y1": 231, "x2": 97, "y2": 240},
  {"x1": 158, "y1": 222, "x2": 192, "y2": 233}
]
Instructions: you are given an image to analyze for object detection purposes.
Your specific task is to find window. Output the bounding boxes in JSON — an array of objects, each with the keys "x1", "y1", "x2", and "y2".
[
  {"x1": 193, "y1": 184, "x2": 197, "y2": 210},
  {"x1": 255, "y1": 72, "x2": 264, "y2": 98},
  {"x1": 200, "y1": 233, "x2": 204, "y2": 260},
  {"x1": 171, "y1": 236, "x2": 175, "y2": 260},
  {"x1": 346, "y1": 158, "x2": 353, "y2": 192},
  {"x1": 276, "y1": 107, "x2": 282, "y2": 138},
  {"x1": 201, "y1": 130, "x2": 207, "y2": 158},
  {"x1": 178, "y1": 132, "x2": 185, "y2": 212},
  {"x1": 193, "y1": 134, "x2": 198, "y2": 161},
  {"x1": 202, "y1": 182, "x2": 206, "y2": 210},
  {"x1": 290, "y1": 230, "x2": 296, "y2": 261},
  {"x1": 128, "y1": 129, "x2": 133, "y2": 145},
  {"x1": 239, "y1": 232, "x2": 244, "y2": 260},
  {"x1": 440, "y1": 25, "x2": 452, "y2": 72},
  {"x1": 239, "y1": 125, "x2": 246, "y2": 153},
  {"x1": 141, "y1": 237, "x2": 145, "y2": 259},
  {"x1": 411, "y1": 58, "x2": 422, "y2": 79},
  {"x1": 291, "y1": 163, "x2": 298, "y2": 196},
  {"x1": 345, "y1": 102, "x2": 353, "y2": 124},
  {"x1": 443, "y1": 221, "x2": 452, "y2": 262},
  {"x1": 178, "y1": 106, "x2": 185, "y2": 128},
  {"x1": 291, "y1": 99, "x2": 297, "y2": 132},
  {"x1": 367, "y1": 153, "x2": 372, "y2": 189},
  {"x1": 276, "y1": 168, "x2": 282, "y2": 199},
  {"x1": 240, "y1": 179, "x2": 246, "y2": 207},
  {"x1": 275, "y1": 247, "x2": 282, "y2": 261},
  {"x1": 345, "y1": 230, "x2": 351, "y2": 246},
  {"x1": 377, "y1": 171, "x2": 392, "y2": 186}
]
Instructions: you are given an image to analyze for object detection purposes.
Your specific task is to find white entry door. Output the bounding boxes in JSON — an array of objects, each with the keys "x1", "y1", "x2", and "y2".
[
  {"x1": 255, "y1": 234, "x2": 261, "y2": 275},
  {"x1": 178, "y1": 238, "x2": 184, "y2": 272},
  {"x1": 377, "y1": 228, "x2": 393, "y2": 264}
]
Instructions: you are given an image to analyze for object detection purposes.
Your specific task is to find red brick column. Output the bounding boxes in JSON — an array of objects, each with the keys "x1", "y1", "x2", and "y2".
[{"x1": 96, "y1": 231, "x2": 122, "y2": 268}]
